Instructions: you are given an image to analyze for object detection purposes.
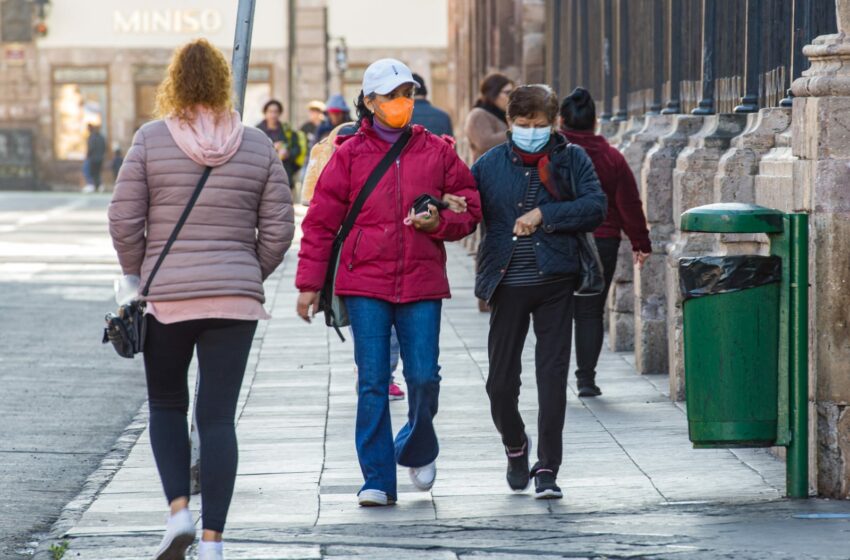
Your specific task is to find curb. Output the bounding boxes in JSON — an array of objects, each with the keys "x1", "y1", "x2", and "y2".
[{"x1": 29, "y1": 403, "x2": 149, "y2": 560}]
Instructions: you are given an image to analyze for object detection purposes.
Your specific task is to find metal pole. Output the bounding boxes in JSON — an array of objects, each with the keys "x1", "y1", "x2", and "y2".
[
  {"x1": 580, "y1": 0, "x2": 590, "y2": 87},
  {"x1": 692, "y1": 0, "x2": 717, "y2": 115},
  {"x1": 601, "y1": 0, "x2": 614, "y2": 120},
  {"x1": 568, "y1": 0, "x2": 579, "y2": 91},
  {"x1": 288, "y1": 0, "x2": 296, "y2": 126},
  {"x1": 787, "y1": 213, "x2": 809, "y2": 498},
  {"x1": 649, "y1": 0, "x2": 665, "y2": 113},
  {"x1": 613, "y1": 0, "x2": 629, "y2": 121},
  {"x1": 662, "y1": 0, "x2": 682, "y2": 114},
  {"x1": 552, "y1": 0, "x2": 562, "y2": 96},
  {"x1": 781, "y1": 0, "x2": 812, "y2": 107},
  {"x1": 735, "y1": 0, "x2": 762, "y2": 113},
  {"x1": 231, "y1": 0, "x2": 257, "y2": 116}
]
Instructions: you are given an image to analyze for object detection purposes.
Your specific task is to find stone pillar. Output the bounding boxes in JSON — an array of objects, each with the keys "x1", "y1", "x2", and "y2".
[
  {"x1": 666, "y1": 113, "x2": 748, "y2": 401},
  {"x1": 607, "y1": 115, "x2": 671, "y2": 353},
  {"x1": 634, "y1": 115, "x2": 705, "y2": 375},
  {"x1": 754, "y1": 128, "x2": 795, "y2": 211},
  {"x1": 714, "y1": 107, "x2": 792, "y2": 255},
  {"x1": 293, "y1": 3, "x2": 328, "y2": 126},
  {"x1": 790, "y1": 0, "x2": 850, "y2": 498}
]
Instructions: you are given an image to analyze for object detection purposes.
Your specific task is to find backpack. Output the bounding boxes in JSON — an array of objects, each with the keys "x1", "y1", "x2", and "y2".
[{"x1": 300, "y1": 121, "x2": 355, "y2": 205}]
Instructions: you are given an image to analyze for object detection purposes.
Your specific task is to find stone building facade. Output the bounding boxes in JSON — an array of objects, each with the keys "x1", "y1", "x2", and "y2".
[
  {"x1": 537, "y1": 0, "x2": 850, "y2": 499},
  {"x1": 0, "y1": 0, "x2": 449, "y2": 190}
]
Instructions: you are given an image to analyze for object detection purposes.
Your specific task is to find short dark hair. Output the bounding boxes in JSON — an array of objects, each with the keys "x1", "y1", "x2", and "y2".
[
  {"x1": 412, "y1": 73, "x2": 427, "y2": 97},
  {"x1": 479, "y1": 73, "x2": 513, "y2": 104},
  {"x1": 560, "y1": 87, "x2": 596, "y2": 130},
  {"x1": 506, "y1": 84, "x2": 559, "y2": 123},
  {"x1": 263, "y1": 99, "x2": 283, "y2": 114}
]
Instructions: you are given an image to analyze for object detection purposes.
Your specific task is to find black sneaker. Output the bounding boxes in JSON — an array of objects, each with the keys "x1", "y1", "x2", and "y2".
[
  {"x1": 533, "y1": 469, "x2": 563, "y2": 499},
  {"x1": 578, "y1": 383, "x2": 602, "y2": 398},
  {"x1": 505, "y1": 434, "x2": 531, "y2": 491}
]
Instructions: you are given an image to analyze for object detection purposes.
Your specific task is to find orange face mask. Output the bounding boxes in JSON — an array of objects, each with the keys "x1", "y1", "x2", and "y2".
[{"x1": 376, "y1": 97, "x2": 414, "y2": 128}]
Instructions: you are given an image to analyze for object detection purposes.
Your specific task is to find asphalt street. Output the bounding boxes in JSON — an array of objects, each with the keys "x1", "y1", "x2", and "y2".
[{"x1": 0, "y1": 193, "x2": 146, "y2": 559}]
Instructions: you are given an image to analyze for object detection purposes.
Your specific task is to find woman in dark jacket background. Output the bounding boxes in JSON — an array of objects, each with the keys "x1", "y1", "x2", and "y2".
[
  {"x1": 472, "y1": 85, "x2": 606, "y2": 500},
  {"x1": 560, "y1": 88, "x2": 651, "y2": 398}
]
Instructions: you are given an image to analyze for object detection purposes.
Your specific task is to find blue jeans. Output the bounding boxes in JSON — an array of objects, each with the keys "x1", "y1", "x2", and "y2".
[
  {"x1": 349, "y1": 325, "x2": 400, "y2": 374},
  {"x1": 346, "y1": 297, "x2": 442, "y2": 499}
]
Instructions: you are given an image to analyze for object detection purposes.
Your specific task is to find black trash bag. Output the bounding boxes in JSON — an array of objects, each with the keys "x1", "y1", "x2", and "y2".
[{"x1": 679, "y1": 255, "x2": 781, "y2": 301}]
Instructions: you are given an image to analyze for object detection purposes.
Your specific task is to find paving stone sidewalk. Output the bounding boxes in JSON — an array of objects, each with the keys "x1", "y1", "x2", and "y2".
[{"x1": 45, "y1": 229, "x2": 850, "y2": 560}]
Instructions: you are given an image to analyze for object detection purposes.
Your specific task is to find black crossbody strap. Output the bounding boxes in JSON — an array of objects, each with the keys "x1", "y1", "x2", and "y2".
[
  {"x1": 337, "y1": 129, "x2": 411, "y2": 243},
  {"x1": 141, "y1": 166, "x2": 213, "y2": 297}
]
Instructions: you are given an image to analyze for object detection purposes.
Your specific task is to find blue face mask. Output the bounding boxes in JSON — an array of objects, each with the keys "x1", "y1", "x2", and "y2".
[{"x1": 511, "y1": 125, "x2": 551, "y2": 153}]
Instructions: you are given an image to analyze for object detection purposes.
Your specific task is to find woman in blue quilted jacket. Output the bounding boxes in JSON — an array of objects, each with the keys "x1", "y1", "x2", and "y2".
[{"x1": 471, "y1": 84, "x2": 606, "y2": 500}]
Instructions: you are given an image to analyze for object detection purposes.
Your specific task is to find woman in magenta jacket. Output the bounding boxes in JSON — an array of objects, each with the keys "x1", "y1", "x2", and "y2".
[
  {"x1": 295, "y1": 59, "x2": 481, "y2": 507},
  {"x1": 560, "y1": 88, "x2": 652, "y2": 398}
]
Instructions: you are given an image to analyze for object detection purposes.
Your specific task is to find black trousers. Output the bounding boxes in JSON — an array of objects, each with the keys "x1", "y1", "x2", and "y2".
[
  {"x1": 143, "y1": 316, "x2": 257, "y2": 533},
  {"x1": 574, "y1": 237, "x2": 621, "y2": 385},
  {"x1": 486, "y1": 278, "x2": 576, "y2": 475}
]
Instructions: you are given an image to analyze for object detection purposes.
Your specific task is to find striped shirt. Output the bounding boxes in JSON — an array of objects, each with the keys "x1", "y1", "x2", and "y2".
[{"x1": 502, "y1": 168, "x2": 563, "y2": 287}]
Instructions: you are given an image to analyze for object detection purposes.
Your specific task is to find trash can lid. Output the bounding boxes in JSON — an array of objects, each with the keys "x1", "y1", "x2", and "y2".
[{"x1": 680, "y1": 203, "x2": 784, "y2": 233}]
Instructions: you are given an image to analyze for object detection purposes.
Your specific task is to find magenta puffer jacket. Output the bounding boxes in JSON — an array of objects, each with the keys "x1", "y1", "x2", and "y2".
[{"x1": 296, "y1": 119, "x2": 481, "y2": 303}]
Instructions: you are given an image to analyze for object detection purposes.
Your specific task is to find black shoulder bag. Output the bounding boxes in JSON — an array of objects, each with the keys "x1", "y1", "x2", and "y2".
[
  {"x1": 319, "y1": 129, "x2": 411, "y2": 342},
  {"x1": 545, "y1": 145, "x2": 605, "y2": 297},
  {"x1": 103, "y1": 166, "x2": 213, "y2": 358}
]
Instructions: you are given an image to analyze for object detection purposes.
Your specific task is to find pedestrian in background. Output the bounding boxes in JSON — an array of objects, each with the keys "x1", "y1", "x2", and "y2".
[
  {"x1": 110, "y1": 142, "x2": 123, "y2": 185},
  {"x1": 410, "y1": 72, "x2": 453, "y2": 137},
  {"x1": 464, "y1": 72, "x2": 513, "y2": 162},
  {"x1": 559, "y1": 87, "x2": 651, "y2": 398},
  {"x1": 82, "y1": 122, "x2": 106, "y2": 193},
  {"x1": 300, "y1": 99, "x2": 326, "y2": 149},
  {"x1": 473, "y1": 84, "x2": 606, "y2": 500},
  {"x1": 464, "y1": 72, "x2": 514, "y2": 312},
  {"x1": 108, "y1": 38, "x2": 294, "y2": 560},
  {"x1": 296, "y1": 58, "x2": 481, "y2": 508},
  {"x1": 257, "y1": 99, "x2": 307, "y2": 191},
  {"x1": 316, "y1": 93, "x2": 353, "y2": 141}
]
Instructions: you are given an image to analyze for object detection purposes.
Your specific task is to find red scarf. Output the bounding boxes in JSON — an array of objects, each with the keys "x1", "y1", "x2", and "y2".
[{"x1": 512, "y1": 146, "x2": 559, "y2": 201}]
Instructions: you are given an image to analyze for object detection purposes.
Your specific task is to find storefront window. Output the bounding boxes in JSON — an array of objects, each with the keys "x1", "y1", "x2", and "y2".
[
  {"x1": 242, "y1": 66, "x2": 273, "y2": 126},
  {"x1": 52, "y1": 67, "x2": 109, "y2": 161}
]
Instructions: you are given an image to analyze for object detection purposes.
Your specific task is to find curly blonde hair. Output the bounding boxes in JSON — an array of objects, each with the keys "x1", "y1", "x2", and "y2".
[{"x1": 155, "y1": 39, "x2": 233, "y2": 120}]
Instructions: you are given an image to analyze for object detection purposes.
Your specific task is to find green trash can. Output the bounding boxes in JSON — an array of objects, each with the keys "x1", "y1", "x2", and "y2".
[{"x1": 679, "y1": 204, "x2": 785, "y2": 448}]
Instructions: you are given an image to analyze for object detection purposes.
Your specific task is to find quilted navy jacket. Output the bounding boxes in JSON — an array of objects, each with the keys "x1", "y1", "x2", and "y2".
[{"x1": 471, "y1": 134, "x2": 607, "y2": 301}]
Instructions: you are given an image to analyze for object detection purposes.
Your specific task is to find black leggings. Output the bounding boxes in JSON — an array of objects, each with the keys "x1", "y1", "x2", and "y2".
[
  {"x1": 143, "y1": 316, "x2": 257, "y2": 533},
  {"x1": 487, "y1": 278, "x2": 576, "y2": 474},
  {"x1": 574, "y1": 237, "x2": 621, "y2": 385}
]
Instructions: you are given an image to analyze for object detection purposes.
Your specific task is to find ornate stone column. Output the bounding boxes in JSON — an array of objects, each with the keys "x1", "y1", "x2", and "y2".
[
  {"x1": 608, "y1": 114, "x2": 674, "y2": 354},
  {"x1": 791, "y1": 0, "x2": 850, "y2": 498},
  {"x1": 634, "y1": 115, "x2": 705, "y2": 375},
  {"x1": 714, "y1": 107, "x2": 793, "y2": 255},
  {"x1": 666, "y1": 113, "x2": 748, "y2": 400}
]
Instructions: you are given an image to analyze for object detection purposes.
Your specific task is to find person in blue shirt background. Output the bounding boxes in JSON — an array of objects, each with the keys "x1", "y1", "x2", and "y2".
[{"x1": 410, "y1": 73, "x2": 453, "y2": 137}]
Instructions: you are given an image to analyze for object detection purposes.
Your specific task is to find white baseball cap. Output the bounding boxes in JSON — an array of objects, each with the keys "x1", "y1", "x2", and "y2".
[{"x1": 362, "y1": 58, "x2": 419, "y2": 96}]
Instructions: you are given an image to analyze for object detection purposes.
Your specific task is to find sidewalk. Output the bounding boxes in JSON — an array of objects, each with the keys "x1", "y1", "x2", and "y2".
[{"x1": 51, "y1": 235, "x2": 850, "y2": 559}]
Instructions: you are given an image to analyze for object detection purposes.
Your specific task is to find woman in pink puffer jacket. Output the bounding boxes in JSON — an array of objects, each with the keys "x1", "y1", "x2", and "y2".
[{"x1": 108, "y1": 39, "x2": 293, "y2": 560}]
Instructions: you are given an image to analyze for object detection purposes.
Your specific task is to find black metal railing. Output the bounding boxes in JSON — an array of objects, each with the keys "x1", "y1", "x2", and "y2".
[{"x1": 546, "y1": 0, "x2": 837, "y2": 119}]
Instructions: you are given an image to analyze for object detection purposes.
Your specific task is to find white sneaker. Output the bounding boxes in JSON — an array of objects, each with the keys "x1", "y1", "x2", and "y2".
[
  {"x1": 154, "y1": 508, "x2": 195, "y2": 560},
  {"x1": 82, "y1": 184, "x2": 96, "y2": 194},
  {"x1": 358, "y1": 489, "x2": 396, "y2": 507},
  {"x1": 409, "y1": 461, "x2": 437, "y2": 491},
  {"x1": 197, "y1": 541, "x2": 224, "y2": 560}
]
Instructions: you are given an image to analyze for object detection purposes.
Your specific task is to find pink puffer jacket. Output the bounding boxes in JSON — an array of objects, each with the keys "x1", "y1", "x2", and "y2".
[
  {"x1": 296, "y1": 119, "x2": 481, "y2": 303},
  {"x1": 109, "y1": 120, "x2": 294, "y2": 303}
]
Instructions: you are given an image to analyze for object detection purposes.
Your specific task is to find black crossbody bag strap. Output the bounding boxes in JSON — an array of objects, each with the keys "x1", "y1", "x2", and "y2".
[
  {"x1": 141, "y1": 166, "x2": 213, "y2": 297},
  {"x1": 337, "y1": 128, "x2": 411, "y2": 243}
]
